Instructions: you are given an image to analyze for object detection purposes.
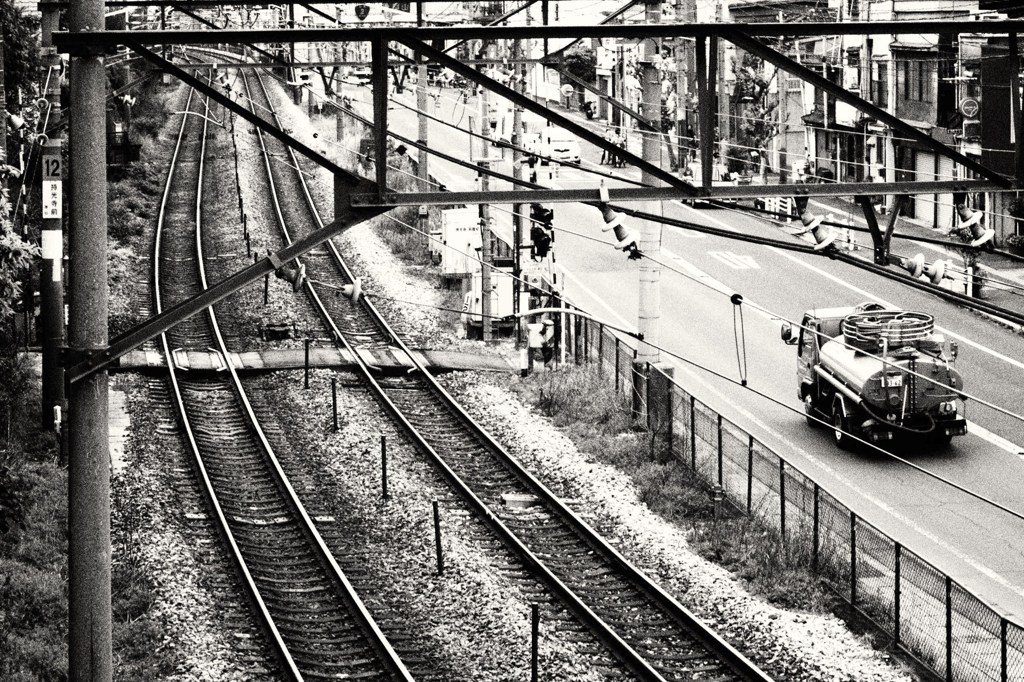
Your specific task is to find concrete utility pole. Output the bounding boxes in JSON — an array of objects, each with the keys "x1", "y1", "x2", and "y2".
[
  {"x1": 68, "y1": 0, "x2": 112, "y2": 677},
  {"x1": 40, "y1": 11, "x2": 65, "y2": 431},
  {"x1": 417, "y1": 2, "x2": 429, "y2": 249},
  {"x1": 1, "y1": 44, "x2": 7, "y2": 219},
  {"x1": 478, "y1": 65, "x2": 493, "y2": 342},
  {"x1": 636, "y1": 0, "x2": 663, "y2": 367},
  {"x1": 512, "y1": 37, "x2": 524, "y2": 347}
]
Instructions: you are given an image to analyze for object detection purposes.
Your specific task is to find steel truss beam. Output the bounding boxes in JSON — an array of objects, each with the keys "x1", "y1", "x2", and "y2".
[
  {"x1": 54, "y1": 23, "x2": 1024, "y2": 51},
  {"x1": 350, "y1": 179, "x2": 1001, "y2": 208}
]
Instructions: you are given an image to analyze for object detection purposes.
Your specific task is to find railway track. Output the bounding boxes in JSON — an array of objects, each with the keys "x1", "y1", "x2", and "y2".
[
  {"x1": 238, "y1": 63, "x2": 776, "y2": 682},
  {"x1": 153, "y1": 74, "x2": 413, "y2": 682}
]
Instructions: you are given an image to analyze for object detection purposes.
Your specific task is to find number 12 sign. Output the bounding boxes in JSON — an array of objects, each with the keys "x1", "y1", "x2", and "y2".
[{"x1": 42, "y1": 150, "x2": 62, "y2": 220}]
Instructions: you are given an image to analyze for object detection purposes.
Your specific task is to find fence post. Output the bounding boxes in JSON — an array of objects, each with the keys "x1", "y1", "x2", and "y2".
[
  {"x1": 716, "y1": 415, "x2": 724, "y2": 487},
  {"x1": 746, "y1": 436, "x2": 754, "y2": 514},
  {"x1": 598, "y1": 325, "x2": 604, "y2": 375},
  {"x1": 1001, "y1": 618, "x2": 1008, "y2": 682},
  {"x1": 851, "y1": 514, "x2": 858, "y2": 606},
  {"x1": 690, "y1": 395, "x2": 696, "y2": 470},
  {"x1": 946, "y1": 576, "x2": 953, "y2": 682},
  {"x1": 812, "y1": 483, "x2": 819, "y2": 571},
  {"x1": 779, "y1": 459, "x2": 786, "y2": 544},
  {"x1": 614, "y1": 338, "x2": 621, "y2": 393},
  {"x1": 894, "y1": 542, "x2": 902, "y2": 645},
  {"x1": 584, "y1": 317, "x2": 590, "y2": 361}
]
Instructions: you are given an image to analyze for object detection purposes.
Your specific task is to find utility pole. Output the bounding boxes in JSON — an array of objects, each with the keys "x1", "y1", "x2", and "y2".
[
  {"x1": 40, "y1": 6, "x2": 65, "y2": 430},
  {"x1": 68, "y1": 0, "x2": 112, "y2": 678},
  {"x1": 1, "y1": 44, "x2": 7, "y2": 223},
  {"x1": 417, "y1": 2, "x2": 430, "y2": 249},
  {"x1": 478, "y1": 58, "x2": 493, "y2": 342},
  {"x1": 716, "y1": 0, "x2": 729, "y2": 160},
  {"x1": 288, "y1": 3, "x2": 299, "y2": 104},
  {"x1": 637, "y1": 0, "x2": 663, "y2": 367},
  {"x1": 512, "y1": 37, "x2": 525, "y2": 347}
]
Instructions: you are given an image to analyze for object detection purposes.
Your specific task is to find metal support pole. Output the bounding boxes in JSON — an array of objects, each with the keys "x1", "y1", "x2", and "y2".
[
  {"x1": 715, "y1": 414, "x2": 723, "y2": 486},
  {"x1": 288, "y1": 3, "x2": 299, "y2": 104},
  {"x1": 432, "y1": 498, "x2": 443, "y2": 575},
  {"x1": 689, "y1": 395, "x2": 696, "y2": 469},
  {"x1": 512, "y1": 38, "x2": 524, "y2": 348},
  {"x1": 894, "y1": 542, "x2": 902, "y2": 644},
  {"x1": 779, "y1": 459, "x2": 786, "y2": 543},
  {"x1": 40, "y1": 137, "x2": 65, "y2": 428},
  {"x1": 68, "y1": 0, "x2": 112, "y2": 672},
  {"x1": 530, "y1": 603, "x2": 540, "y2": 682},
  {"x1": 416, "y1": 2, "x2": 430, "y2": 251},
  {"x1": 381, "y1": 434, "x2": 389, "y2": 500},
  {"x1": 637, "y1": 0, "x2": 662, "y2": 367},
  {"x1": 304, "y1": 338, "x2": 310, "y2": 388},
  {"x1": 812, "y1": 483, "x2": 819, "y2": 571},
  {"x1": 479, "y1": 71, "x2": 493, "y2": 342},
  {"x1": 372, "y1": 38, "x2": 388, "y2": 197},
  {"x1": 1010, "y1": 34, "x2": 1024, "y2": 186},
  {"x1": 40, "y1": 17, "x2": 66, "y2": 428},
  {"x1": 946, "y1": 576, "x2": 953, "y2": 682},
  {"x1": 851, "y1": 514, "x2": 858, "y2": 606}
]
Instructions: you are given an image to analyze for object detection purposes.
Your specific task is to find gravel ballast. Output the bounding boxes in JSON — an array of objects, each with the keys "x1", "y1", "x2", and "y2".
[{"x1": 113, "y1": 74, "x2": 918, "y2": 681}]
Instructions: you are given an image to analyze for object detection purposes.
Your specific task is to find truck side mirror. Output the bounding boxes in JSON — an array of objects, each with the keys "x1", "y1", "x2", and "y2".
[{"x1": 780, "y1": 322, "x2": 796, "y2": 345}]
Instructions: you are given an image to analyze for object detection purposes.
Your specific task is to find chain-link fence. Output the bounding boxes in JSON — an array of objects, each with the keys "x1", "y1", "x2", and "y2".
[{"x1": 564, "y1": 312, "x2": 1024, "y2": 682}]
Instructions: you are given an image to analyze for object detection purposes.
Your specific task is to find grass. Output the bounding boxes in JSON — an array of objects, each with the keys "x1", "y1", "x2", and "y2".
[{"x1": 509, "y1": 364, "x2": 834, "y2": 613}]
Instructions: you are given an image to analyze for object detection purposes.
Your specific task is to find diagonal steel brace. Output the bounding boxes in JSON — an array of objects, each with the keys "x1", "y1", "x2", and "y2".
[
  {"x1": 395, "y1": 35, "x2": 696, "y2": 195},
  {"x1": 723, "y1": 29, "x2": 1013, "y2": 189}
]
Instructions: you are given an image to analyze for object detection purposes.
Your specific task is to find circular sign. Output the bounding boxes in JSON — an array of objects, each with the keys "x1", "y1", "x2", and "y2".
[
  {"x1": 560, "y1": 84, "x2": 574, "y2": 98},
  {"x1": 959, "y1": 98, "x2": 980, "y2": 119}
]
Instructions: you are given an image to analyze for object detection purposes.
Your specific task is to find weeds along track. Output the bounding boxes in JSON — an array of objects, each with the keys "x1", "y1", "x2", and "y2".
[
  {"x1": 240, "y1": 65, "x2": 775, "y2": 682},
  {"x1": 153, "y1": 75, "x2": 413, "y2": 682}
]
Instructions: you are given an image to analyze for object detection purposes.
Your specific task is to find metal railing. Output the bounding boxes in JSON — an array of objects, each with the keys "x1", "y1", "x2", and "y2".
[{"x1": 562, "y1": 310, "x2": 1024, "y2": 682}]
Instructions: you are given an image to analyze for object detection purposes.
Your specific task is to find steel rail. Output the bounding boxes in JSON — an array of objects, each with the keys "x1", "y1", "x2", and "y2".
[
  {"x1": 152, "y1": 79, "x2": 302, "y2": 680},
  {"x1": 159, "y1": 73, "x2": 414, "y2": 682},
  {"x1": 241, "y1": 62, "x2": 774, "y2": 682}
]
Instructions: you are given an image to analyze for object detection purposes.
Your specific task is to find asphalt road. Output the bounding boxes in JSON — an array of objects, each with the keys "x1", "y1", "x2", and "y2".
[{"x1": 353, "y1": 82, "x2": 1024, "y2": 621}]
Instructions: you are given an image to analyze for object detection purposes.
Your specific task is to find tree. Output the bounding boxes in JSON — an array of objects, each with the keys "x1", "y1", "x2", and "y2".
[
  {"x1": 732, "y1": 51, "x2": 778, "y2": 177},
  {"x1": 1, "y1": 0, "x2": 41, "y2": 321},
  {"x1": 562, "y1": 45, "x2": 597, "y2": 84}
]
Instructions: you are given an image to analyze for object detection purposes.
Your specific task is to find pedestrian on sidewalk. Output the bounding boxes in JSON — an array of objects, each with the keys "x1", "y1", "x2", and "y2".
[{"x1": 600, "y1": 127, "x2": 613, "y2": 164}]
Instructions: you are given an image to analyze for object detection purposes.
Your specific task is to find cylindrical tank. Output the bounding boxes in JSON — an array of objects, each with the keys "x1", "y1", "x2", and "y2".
[{"x1": 820, "y1": 337, "x2": 963, "y2": 414}]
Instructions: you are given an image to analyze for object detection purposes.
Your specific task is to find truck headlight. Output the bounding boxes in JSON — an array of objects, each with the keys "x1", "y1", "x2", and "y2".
[{"x1": 938, "y1": 401, "x2": 957, "y2": 415}]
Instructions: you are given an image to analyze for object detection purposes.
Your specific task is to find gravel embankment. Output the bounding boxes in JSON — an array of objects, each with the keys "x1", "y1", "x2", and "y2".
[{"x1": 114, "y1": 74, "x2": 917, "y2": 681}]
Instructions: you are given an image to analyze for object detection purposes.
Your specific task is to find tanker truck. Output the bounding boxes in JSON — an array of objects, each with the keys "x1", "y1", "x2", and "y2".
[{"x1": 780, "y1": 302, "x2": 967, "y2": 449}]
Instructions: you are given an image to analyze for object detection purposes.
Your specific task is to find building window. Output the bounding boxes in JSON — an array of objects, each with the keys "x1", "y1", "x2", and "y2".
[
  {"x1": 871, "y1": 62, "x2": 888, "y2": 108},
  {"x1": 899, "y1": 55, "x2": 933, "y2": 103}
]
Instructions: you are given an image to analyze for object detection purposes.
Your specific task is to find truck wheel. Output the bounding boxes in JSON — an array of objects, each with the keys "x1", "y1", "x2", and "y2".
[
  {"x1": 804, "y1": 394, "x2": 819, "y2": 427},
  {"x1": 832, "y1": 401, "x2": 853, "y2": 450}
]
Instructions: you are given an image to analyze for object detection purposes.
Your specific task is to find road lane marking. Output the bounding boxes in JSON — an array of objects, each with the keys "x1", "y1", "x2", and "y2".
[
  {"x1": 558, "y1": 261, "x2": 1024, "y2": 604},
  {"x1": 707, "y1": 250, "x2": 760, "y2": 270},
  {"x1": 662, "y1": 199, "x2": 1024, "y2": 452}
]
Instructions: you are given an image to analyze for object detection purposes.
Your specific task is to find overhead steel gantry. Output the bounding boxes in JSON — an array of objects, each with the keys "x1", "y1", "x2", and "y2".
[
  {"x1": 52, "y1": 18, "x2": 1024, "y2": 381},
  {"x1": 52, "y1": 10, "x2": 1024, "y2": 680}
]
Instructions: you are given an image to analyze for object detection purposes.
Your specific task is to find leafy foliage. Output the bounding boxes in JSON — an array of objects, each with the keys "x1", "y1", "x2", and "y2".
[
  {"x1": 1, "y1": 0, "x2": 42, "y2": 320},
  {"x1": 562, "y1": 45, "x2": 597, "y2": 85}
]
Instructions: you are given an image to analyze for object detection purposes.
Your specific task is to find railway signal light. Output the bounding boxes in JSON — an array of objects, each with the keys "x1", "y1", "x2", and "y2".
[
  {"x1": 793, "y1": 209, "x2": 837, "y2": 251},
  {"x1": 530, "y1": 203, "x2": 553, "y2": 260},
  {"x1": 275, "y1": 260, "x2": 307, "y2": 292}
]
